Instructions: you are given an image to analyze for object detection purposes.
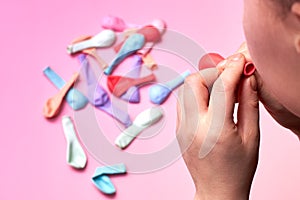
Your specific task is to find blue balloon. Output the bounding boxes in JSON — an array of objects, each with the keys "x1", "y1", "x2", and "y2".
[
  {"x1": 43, "y1": 66, "x2": 88, "y2": 110},
  {"x1": 104, "y1": 33, "x2": 145, "y2": 75}
]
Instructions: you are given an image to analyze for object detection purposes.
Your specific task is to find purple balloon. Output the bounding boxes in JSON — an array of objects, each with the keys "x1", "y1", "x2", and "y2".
[
  {"x1": 121, "y1": 55, "x2": 143, "y2": 103},
  {"x1": 79, "y1": 54, "x2": 132, "y2": 127}
]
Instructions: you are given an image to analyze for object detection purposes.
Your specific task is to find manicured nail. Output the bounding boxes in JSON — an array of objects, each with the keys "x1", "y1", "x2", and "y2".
[
  {"x1": 230, "y1": 53, "x2": 243, "y2": 61},
  {"x1": 216, "y1": 59, "x2": 227, "y2": 73},
  {"x1": 217, "y1": 59, "x2": 227, "y2": 67}
]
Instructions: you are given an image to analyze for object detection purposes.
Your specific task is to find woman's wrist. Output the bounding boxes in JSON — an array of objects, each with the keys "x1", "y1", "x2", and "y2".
[
  {"x1": 194, "y1": 194, "x2": 249, "y2": 200},
  {"x1": 194, "y1": 189, "x2": 250, "y2": 200}
]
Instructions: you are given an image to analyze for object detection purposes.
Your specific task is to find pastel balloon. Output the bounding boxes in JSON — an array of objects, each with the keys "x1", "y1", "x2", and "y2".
[
  {"x1": 43, "y1": 72, "x2": 79, "y2": 118},
  {"x1": 104, "y1": 33, "x2": 145, "y2": 75},
  {"x1": 149, "y1": 70, "x2": 191, "y2": 105},
  {"x1": 62, "y1": 116, "x2": 87, "y2": 169},
  {"x1": 198, "y1": 53, "x2": 256, "y2": 76},
  {"x1": 115, "y1": 107, "x2": 163, "y2": 149},
  {"x1": 92, "y1": 163, "x2": 126, "y2": 194},
  {"x1": 141, "y1": 53, "x2": 158, "y2": 70},
  {"x1": 67, "y1": 30, "x2": 116, "y2": 54},
  {"x1": 243, "y1": 62, "x2": 256, "y2": 76},
  {"x1": 114, "y1": 19, "x2": 165, "y2": 53},
  {"x1": 82, "y1": 48, "x2": 108, "y2": 69},
  {"x1": 121, "y1": 55, "x2": 143, "y2": 103},
  {"x1": 101, "y1": 15, "x2": 129, "y2": 32},
  {"x1": 150, "y1": 19, "x2": 167, "y2": 35},
  {"x1": 136, "y1": 25, "x2": 161, "y2": 56},
  {"x1": 198, "y1": 53, "x2": 225, "y2": 70},
  {"x1": 107, "y1": 73, "x2": 156, "y2": 97},
  {"x1": 137, "y1": 25, "x2": 161, "y2": 43},
  {"x1": 43, "y1": 67, "x2": 88, "y2": 110},
  {"x1": 93, "y1": 175, "x2": 115, "y2": 194},
  {"x1": 102, "y1": 15, "x2": 127, "y2": 32},
  {"x1": 70, "y1": 35, "x2": 108, "y2": 69},
  {"x1": 79, "y1": 54, "x2": 132, "y2": 127},
  {"x1": 121, "y1": 86, "x2": 140, "y2": 103}
]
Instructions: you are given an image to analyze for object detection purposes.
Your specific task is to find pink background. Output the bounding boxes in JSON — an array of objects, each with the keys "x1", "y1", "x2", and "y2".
[{"x1": 1, "y1": 0, "x2": 300, "y2": 199}]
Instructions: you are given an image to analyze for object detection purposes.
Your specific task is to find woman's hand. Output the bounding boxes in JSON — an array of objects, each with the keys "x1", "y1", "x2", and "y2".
[
  {"x1": 176, "y1": 54, "x2": 260, "y2": 199},
  {"x1": 237, "y1": 43, "x2": 300, "y2": 138}
]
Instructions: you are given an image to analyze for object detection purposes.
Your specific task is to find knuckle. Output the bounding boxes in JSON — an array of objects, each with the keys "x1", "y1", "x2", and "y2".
[
  {"x1": 184, "y1": 72, "x2": 205, "y2": 86},
  {"x1": 184, "y1": 73, "x2": 202, "y2": 85}
]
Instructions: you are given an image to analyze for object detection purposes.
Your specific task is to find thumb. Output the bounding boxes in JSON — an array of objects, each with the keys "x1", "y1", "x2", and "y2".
[
  {"x1": 237, "y1": 75, "x2": 259, "y2": 138},
  {"x1": 236, "y1": 42, "x2": 252, "y2": 62},
  {"x1": 209, "y1": 53, "x2": 245, "y2": 124}
]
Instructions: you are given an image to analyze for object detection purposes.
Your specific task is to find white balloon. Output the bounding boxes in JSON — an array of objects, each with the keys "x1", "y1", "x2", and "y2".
[
  {"x1": 67, "y1": 29, "x2": 116, "y2": 54},
  {"x1": 115, "y1": 107, "x2": 163, "y2": 149}
]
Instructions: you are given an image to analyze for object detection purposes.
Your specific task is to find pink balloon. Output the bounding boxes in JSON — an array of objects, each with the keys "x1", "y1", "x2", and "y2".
[
  {"x1": 107, "y1": 74, "x2": 156, "y2": 97},
  {"x1": 102, "y1": 15, "x2": 127, "y2": 32},
  {"x1": 150, "y1": 19, "x2": 167, "y2": 34}
]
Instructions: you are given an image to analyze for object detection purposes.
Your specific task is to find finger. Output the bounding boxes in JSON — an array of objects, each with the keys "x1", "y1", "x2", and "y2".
[
  {"x1": 236, "y1": 42, "x2": 252, "y2": 62},
  {"x1": 176, "y1": 86, "x2": 184, "y2": 133},
  {"x1": 208, "y1": 53, "x2": 245, "y2": 125},
  {"x1": 177, "y1": 77, "x2": 201, "y2": 151},
  {"x1": 183, "y1": 73, "x2": 209, "y2": 115},
  {"x1": 237, "y1": 75, "x2": 259, "y2": 139},
  {"x1": 183, "y1": 68, "x2": 221, "y2": 114},
  {"x1": 199, "y1": 68, "x2": 220, "y2": 94}
]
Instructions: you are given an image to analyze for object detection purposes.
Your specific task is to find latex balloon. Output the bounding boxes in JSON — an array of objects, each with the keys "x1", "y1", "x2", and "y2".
[
  {"x1": 115, "y1": 25, "x2": 161, "y2": 54},
  {"x1": 113, "y1": 19, "x2": 166, "y2": 54},
  {"x1": 150, "y1": 19, "x2": 167, "y2": 35},
  {"x1": 137, "y1": 25, "x2": 161, "y2": 43},
  {"x1": 102, "y1": 15, "x2": 127, "y2": 32},
  {"x1": 136, "y1": 25, "x2": 162, "y2": 55},
  {"x1": 243, "y1": 62, "x2": 256, "y2": 76},
  {"x1": 115, "y1": 107, "x2": 163, "y2": 149},
  {"x1": 67, "y1": 30, "x2": 116, "y2": 54},
  {"x1": 120, "y1": 55, "x2": 142, "y2": 103},
  {"x1": 70, "y1": 36, "x2": 108, "y2": 69},
  {"x1": 124, "y1": 55, "x2": 142, "y2": 78},
  {"x1": 198, "y1": 53, "x2": 256, "y2": 76},
  {"x1": 43, "y1": 67, "x2": 88, "y2": 110},
  {"x1": 120, "y1": 86, "x2": 140, "y2": 103},
  {"x1": 198, "y1": 53, "x2": 225, "y2": 70},
  {"x1": 149, "y1": 70, "x2": 191, "y2": 105},
  {"x1": 101, "y1": 15, "x2": 139, "y2": 32},
  {"x1": 92, "y1": 163, "x2": 126, "y2": 194},
  {"x1": 141, "y1": 53, "x2": 157, "y2": 70},
  {"x1": 62, "y1": 116, "x2": 87, "y2": 169},
  {"x1": 43, "y1": 72, "x2": 79, "y2": 118},
  {"x1": 79, "y1": 55, "x2": 132, "y2": 127},
  {"x1": 104, "y1": 33, "x2": 145, "y2": 75},
  {"x1": 92, "y1": 175, "x2": 115, "y2": 194},
  {"x1": 107, "y1": 73, "x2": 156, "y2": 97},
  {"x1": 83, "y1": 48, "x2": 108, "y2": 69}
]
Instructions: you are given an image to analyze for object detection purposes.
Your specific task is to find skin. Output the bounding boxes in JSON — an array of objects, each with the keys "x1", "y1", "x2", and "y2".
[
  {"x1": 177, "y1": 0, "x2": 300, "y2": 199},
  {"x1": 177, "y1": 55, "x2": 259, "y2": 199},
  {"x1": 243, "y1": 0, "x2": 300, "y2": 138}
]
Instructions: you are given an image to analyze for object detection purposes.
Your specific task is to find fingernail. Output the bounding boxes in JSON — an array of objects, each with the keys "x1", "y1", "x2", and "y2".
[
  {"x1": 250, "y1": 75, "x2": 257, "y2": 90},
  {"x1": 217, "y1": 59, "x2": 227, "y2": 67},
  {"x1": 230, "y1": 53, "x2": 243, "y2": 61}
]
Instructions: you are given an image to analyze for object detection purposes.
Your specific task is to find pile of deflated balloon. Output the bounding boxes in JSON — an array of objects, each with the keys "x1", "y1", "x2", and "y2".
[
  {"x1": 41, "y1": 15, "x2": 191, "y2": 195},
  {"x1": 43, "y1": 15, "x2": 255, "y2": 195}
]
